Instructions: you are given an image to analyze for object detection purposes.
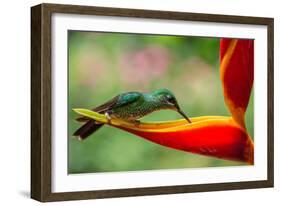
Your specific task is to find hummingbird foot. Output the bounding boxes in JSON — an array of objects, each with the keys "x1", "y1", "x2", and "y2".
[
  {"x1": 131, "y1": 119, "x2": 141, "y2": 127},
  {"x1": 105, "y1": 112, "x2": 112, "y2": 124}
]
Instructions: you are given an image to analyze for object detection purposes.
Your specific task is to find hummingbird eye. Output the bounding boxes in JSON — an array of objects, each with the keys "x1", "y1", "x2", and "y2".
[{"x1": 166, "y1": 95, "x2": 175, "y2": 104}]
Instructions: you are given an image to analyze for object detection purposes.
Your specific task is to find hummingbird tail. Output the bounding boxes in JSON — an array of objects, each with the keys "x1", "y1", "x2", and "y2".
[
  {"x1": 75, "y1": 116, "x2": 90, "y2": 122},
  {"x1": 73, "y1": 120, "x2": 104, "y2": 140}
]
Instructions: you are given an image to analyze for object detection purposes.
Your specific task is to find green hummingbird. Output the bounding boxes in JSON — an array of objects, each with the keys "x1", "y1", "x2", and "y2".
[{"x1": 73, "y1": 88, "x2": 191, "y2": 140}]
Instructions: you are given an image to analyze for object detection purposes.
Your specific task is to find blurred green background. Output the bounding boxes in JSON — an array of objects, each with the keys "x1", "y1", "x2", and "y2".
[{"x1": 68, "y1": 31, "x2": 254, "y2": 174}]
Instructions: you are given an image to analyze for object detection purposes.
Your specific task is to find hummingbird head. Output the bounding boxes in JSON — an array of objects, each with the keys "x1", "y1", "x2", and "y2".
[{"x1": 152, "y1": 89, "x2": 192, "y2": 123}]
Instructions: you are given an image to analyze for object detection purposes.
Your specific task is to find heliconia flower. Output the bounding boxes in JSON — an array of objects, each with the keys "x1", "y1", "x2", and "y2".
[
  {"x1": 220, "y1": 39, "x2": 254, "y2": 128},
  {"x1": 74, "y1": 38, "x2": 254, "y2": 164}
]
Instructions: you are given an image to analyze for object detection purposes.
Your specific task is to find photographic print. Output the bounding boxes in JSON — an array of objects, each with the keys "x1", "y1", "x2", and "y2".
[
  {"x1": 31, "y1": 3, "x2": 273, "y2": 201},
  {"x1": 68, "y1": 31, "x2": 254, "y2": 174}
]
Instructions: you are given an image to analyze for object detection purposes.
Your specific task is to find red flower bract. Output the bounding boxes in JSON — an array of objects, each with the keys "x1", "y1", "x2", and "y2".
[
  {"x1": 121, "y1": 118, "x2": 252, "y2": 163},
  {"x1": 220, "y1": 39, "x2": 254, "y2": 128}
]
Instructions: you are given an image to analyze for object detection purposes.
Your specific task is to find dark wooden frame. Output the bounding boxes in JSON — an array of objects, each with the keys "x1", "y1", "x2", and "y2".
[{"x1": 31, "y1": 3, "x2": 274, "y2": 202}]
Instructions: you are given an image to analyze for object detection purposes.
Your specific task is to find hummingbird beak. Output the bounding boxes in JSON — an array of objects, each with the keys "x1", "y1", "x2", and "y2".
[{"x1": 177, "y1": 109, "x2": 192, "y2": 123}]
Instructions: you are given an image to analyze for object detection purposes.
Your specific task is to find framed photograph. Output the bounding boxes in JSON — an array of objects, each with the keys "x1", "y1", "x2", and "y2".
[{"x1": 31, "y1": 3, "x2": 274, "y2": 202}]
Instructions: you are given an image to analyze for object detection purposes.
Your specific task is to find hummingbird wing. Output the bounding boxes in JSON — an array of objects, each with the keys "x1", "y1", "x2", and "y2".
[
  {"x1": 74, "y1": 92, "x2": 142, "y2": 140},
  {"x1": 113, "y1": 92, "x2": 142, "y2": 109},
  {"x1": 76, "y1": 92, "x2": 142, "y2": 122},
  {"x1": 75, "y1": 95, "x2": 120, "y2": 122}
]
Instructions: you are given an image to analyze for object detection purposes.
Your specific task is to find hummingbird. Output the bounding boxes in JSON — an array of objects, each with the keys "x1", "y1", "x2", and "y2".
[{"x1": 73, "y1": 88, "x2": 191, "y2": 140}]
